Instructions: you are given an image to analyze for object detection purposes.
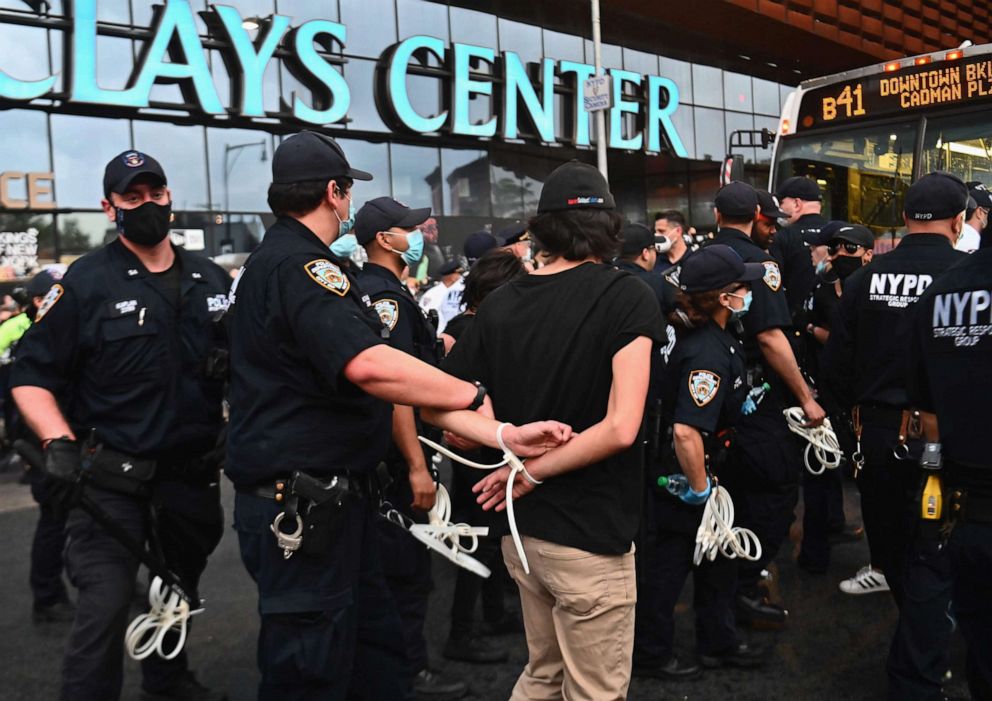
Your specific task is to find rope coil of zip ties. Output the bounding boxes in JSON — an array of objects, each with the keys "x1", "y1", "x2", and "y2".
[
  {"x1": 125, "y1": 576, "x2": 202, "y2": 661},
  {"x1": 382, "y1": 480, "x2": 492, "y2": 579},
  {"x1": 418, "y1": 422, "x2": 536, "y2": 574},
  {"x1": 693, "y1": 484, "x2": 762, "y2": 566},
  {"x1": 782, "y1": 407, "x2": 842, "y2": 475}
]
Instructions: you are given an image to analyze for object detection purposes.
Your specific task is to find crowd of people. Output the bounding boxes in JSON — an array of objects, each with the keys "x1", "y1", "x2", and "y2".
[{"x1": 2, "y1": 129, "x2": 990, "y2": 701}]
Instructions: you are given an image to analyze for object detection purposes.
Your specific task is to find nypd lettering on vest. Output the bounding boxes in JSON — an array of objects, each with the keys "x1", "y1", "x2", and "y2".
[
  {"x1": 206, "y1": 293, "x2": 229, "y2": 314},
  {"x1": 868, "y1": 272, "x2": 933, "y2": 308},
  {"x1": 931, "y1": 289, "x2": 992, "y2": 347}
]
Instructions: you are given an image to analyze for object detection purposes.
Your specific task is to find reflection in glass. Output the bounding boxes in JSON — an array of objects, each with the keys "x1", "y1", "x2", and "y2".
[
  {"x1": 583, "y1": 41, "x2": 622, "y2": 70},
  {"x1": 133, "y1": 122, "x2": 209, "y2": 211},
  {"x1": 622, "y1": 48, "x2": 657, "y2": 77},
  {"x1": 543, "y1": 30, "x2": 583, "y2": 65},
  {"x1": 689, "y1": 165, "x2": 720, "y2": 229},
  {"x1": 96, "y1": 36, "x2": 135, "y2": 92},
  {"x1": 490, "y1": 161, "x2": 545, "y2": 220},
  {"x1": 754, "y1": 116, "x2": 778, "y2": 165},
  {"x1": 659, "y1": 56, "x2": 693, "y2": 105},
  {"x1": 391, "y1": 144, "x2": 441, "y2": 213},
  {"x1": 207, "y1": 127, "x2": 274, "y2": 213},
  {"x1": 691, "y1": 64, "x2": 723, "y2": 109},
  {"x1": 0, "y1": 24, "x2": 54, "y2": 85},
  {"x1": 337, "y1": 138, "x2": 391, "y2": 205},
  {"x1": 919, "y1": 113, "x2": 992, "y2": 187},
  {"x1": 345, "y1": 59, "x2": 389, "y2": 133},
  {"x1": 441, "y1": 149, "x2": 490, "y2": 217},
  {"x1": 340, "y1": 0, "x2": 397, "y2": 58},
  {"x1": 397, "y1": 0, "x2": 449, "y2": 42},
  {"x1": 52, "y1": 114, "x2": 131, "y2": 209},
  {"x1": 724, "y1": 111, "x2": 754, "y2": 164},
  {"x1": 274, "y1": 0, "x2": 336, "y2": 23},
  {"x1": 668, "y1": 104, "x2": 695, "y2": 160},
  {"x1": 0, "y1": 110, "x2": 50, "y2": 174},
  {"x1": 645, "y1": 173, "x2": 690, "y2": 221},
  {"x1": 723, "y1": 71, "x2": 752, "y2": 113},
  {"x1": 0, "y1": 212, "x2": 55, "y2": 279},
  {"x1": 693, "y1": 107, "x2": 725, "y2": 161},
  {"x1": 753, "y1": 78, "x2": 780, "y2": 116},
  {"x1": 450, "y1": 6, "x2": 497, "y2": 50},
  {"x1": 57, "y1": 211, "x2": 117, "y2": 260},
  {"x1": 498, "y1": 19, "x2": 542, "y2": 65}
]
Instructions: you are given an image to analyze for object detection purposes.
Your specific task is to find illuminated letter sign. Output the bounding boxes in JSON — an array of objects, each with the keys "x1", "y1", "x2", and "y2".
[
  {"x1": 379, "y1": 35, "x2": 448, "y2": 133},
  {"x1": 502, "y1": 53, "x2": 555, "y2": 142},
  {"x1": 451, "y1": 43, "x2": 498, "y2": 138},
  {"x1": 211, "y1": 6, "x2": 292, "y2": 117},
  {"x1": 285, "y1": 20, "x2": 350, "y2": 124}
]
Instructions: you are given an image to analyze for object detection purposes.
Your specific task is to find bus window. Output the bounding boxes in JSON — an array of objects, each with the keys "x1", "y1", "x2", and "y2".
[
  {"x1": 774, "y1": 122, "x2": 917, "y2": 250},
  {"x1": 920, "y1": 113, "x2": 992, "y2": 188}
]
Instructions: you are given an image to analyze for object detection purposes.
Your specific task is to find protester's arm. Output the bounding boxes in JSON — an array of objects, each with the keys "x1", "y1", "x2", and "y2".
[{"x1": 756, "y1": 327, "x2": 825, "y2": 426}]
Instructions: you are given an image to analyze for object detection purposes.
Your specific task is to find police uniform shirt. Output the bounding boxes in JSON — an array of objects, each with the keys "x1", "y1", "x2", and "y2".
[
  {"x1": 823, "y1": 233, "x2": 966, "y2": 409},
  {"x1": 358, "y1": 262, "x2": 440, "y2": 366},
  {"x1": 769, "y1": 212, "x2": 823, "y2": 319},
  {"x1": 11, "y1": 240, "x2": 231, "y2": 458},
  {"x1": 225, "y1": 217, "x2": 391, "y2": 487},
  {"x1": 710, "y1": 227, "x2": 793, "y2": 371},
  {"x1": 908, "y1": 248, "x2": 992, "y2": 492}
]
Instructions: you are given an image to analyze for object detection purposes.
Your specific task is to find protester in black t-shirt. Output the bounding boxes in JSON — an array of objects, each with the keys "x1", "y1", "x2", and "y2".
[
  {"x1": 433, "y1": 160, "x2": 663, "y2": 699},
  {"x1": 440, "y1": 249, "x2": 526, "y2": 352}
]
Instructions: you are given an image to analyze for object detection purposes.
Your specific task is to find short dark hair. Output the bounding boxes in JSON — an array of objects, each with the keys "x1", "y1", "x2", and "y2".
[
  {"x1": 461, "y1": 249, "x2": 526, "y2": 311},
  {"x1": 528, "y1": 209, "x2": 623, "y2": 262},
  {"x1": 655, "y1": 210, "x2": 686, "y2": 228},
  {"x1": 719, "y1": 214, "x2": 754, "y2": 226},
  {"x1": 267, "y1": 176, "x2": 352, "y2": 217}
]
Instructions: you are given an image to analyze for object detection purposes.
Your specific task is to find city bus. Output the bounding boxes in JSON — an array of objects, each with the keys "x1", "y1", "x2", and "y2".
[{"x1": 770, "y1": 42, "x2": 992, "y2": 252}]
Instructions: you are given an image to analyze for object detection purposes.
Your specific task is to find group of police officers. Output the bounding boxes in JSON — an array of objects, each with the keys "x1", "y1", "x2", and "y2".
[{"x1": 5, "y1": 127, "x2": 990, "y2": 701}]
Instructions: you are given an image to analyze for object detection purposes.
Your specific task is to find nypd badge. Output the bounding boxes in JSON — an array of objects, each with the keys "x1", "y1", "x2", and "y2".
[
  {"x1": 374, "y1": 299, "x2": 399, "y2": 331},
  {"x1": 305, "y1": 259, "x2": 350, "y2": 297},
  {"x1": 688, "y1": 369, "x2": 721, "y2": 407},
  {"x1": 762, "y1": 261, "x2": 782, "y2": 291},
  {"x1": 35, "y1": 284, "x2": 64, "y2": 322}
]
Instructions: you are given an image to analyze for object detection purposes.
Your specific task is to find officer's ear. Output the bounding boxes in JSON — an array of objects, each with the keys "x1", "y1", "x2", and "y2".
[
  {"x1": 862, "y1": 250, "x2": 874, "y2": 265},
  {"x1": 952, "y1": 210, "x2": 966, "y2": 237},
  {"x1": 101, "y1": 196, "x2": 116, "y2": 223}
]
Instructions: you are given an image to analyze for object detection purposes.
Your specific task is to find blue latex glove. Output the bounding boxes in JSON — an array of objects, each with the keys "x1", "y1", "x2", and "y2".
[
  {"x1": 679, "y1": 477, "x2": 712, "y2": 505},
  {"x1": 741, "y1": 396, "x2": 757, "y2": 415}
]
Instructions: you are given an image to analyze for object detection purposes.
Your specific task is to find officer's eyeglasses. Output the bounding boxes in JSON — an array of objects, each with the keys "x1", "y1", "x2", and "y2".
[{"x1": 826, "y1": 241, "x2": 862, "y2": 256}]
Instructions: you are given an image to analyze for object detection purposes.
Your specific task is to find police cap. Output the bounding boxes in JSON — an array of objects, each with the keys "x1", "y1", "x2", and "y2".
[
  {"x1": 679, "y1": 244, "x2": 765, "y2": 293},
  {"x1": 620, "y1": 223, "x2": 657, "y2": 255},
  {"x1": 438, "y1": 259, "x2": 463, "y2": 276},
  {"x1": 355, "y1": 197, "x2": 431, "y2": 245},
  {"x1": 714, "y1": 181, "x2": 759, "y2": 218},
  {"x1": 970, "y1": 185, "x2": 992, "y2": 210},
  {"x1": 498, "y1": 221, "x2": 529, "y2": 245},
  {"x1": 903, "y1": 171, "x2": 969, "y2": 222},
  {"x1": 827, "y1": 223, "x2": 874, "y2": 250},
  {"x1": 272, "y1": 131, "x2": 373, "y2": 185},
  {"x1": 776, "y1": 176, "x2": 822, "y2": 201},
  {"x1": 537, "y1": 160, "x2": 616, "y2": 213},
  {"x1": 756, "y1": 189, "x2": 786, "y2": 219},
  {"x1": 464, "y1": 231, "x2": 499, "y2": 262},
  {"x1": 26, "y1": 269, "x2": 58, "y2": 297},
  {"x1": 103, "y1": 151, "x2": 167, "y2": 199}
]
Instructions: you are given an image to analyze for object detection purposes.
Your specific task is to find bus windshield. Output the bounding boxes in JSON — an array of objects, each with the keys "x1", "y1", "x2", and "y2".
[
  {"x1": 774, "y1": 122, "x2": 917, "y2": 248},
  {"x1": 918, "y1": 111, "x2": 992, "y2": 188}
]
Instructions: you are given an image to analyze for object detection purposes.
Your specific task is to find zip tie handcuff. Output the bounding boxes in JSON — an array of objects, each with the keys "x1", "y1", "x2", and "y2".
[{"x1": 783, "y1": 407, "x2": 842, "y2": 475}]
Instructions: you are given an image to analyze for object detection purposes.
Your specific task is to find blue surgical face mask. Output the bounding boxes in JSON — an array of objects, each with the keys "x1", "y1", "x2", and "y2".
[
  {"x1": 397, "y1": 229, "x2": 424, "y2": 266},
  {"x1": 727, "y1": 290, "x2": 752, "y2": 320},
  {"x1": 330, "y1": 233, "x2": 357, "y2": 259},
  {"x1": 815, "y1": 260, "x2": 827, "y2": 275},
  {"x1": 334, "y1": 192, "x2": 355, "y2": 237}
]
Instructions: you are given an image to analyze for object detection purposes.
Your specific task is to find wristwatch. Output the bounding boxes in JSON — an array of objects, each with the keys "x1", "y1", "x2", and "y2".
[{"x1": 466, "y1": 381, "x2": 487, "y2": 411}]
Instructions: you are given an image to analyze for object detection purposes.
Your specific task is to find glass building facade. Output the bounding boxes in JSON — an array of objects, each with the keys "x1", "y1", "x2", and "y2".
[{"x1": 0, "y1": 0, "x2": 795, "y2": 275}]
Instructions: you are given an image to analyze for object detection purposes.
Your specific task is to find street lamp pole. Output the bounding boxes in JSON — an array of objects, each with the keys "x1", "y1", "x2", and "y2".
[
  {"x1": 591, "y1": 0, "x2": 608, "y2": 181},
  {"x1": 223, "y1": 140, "x2": 267, "y2": 244}
]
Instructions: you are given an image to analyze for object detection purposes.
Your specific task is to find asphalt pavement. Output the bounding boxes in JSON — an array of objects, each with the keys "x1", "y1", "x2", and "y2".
[{"x1": 0, "y1": 468, "x2": 971, "y2": 701}]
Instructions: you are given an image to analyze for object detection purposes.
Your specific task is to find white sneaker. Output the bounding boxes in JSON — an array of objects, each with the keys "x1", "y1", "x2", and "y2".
[{"x1": 839, "y1": 566, "x2": 890, "y2": 595}]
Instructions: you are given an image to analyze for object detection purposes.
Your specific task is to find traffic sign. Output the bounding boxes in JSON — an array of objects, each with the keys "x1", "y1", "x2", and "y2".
[{"x1": 583, "y1": 75, "x2": 613, "y2": 112}]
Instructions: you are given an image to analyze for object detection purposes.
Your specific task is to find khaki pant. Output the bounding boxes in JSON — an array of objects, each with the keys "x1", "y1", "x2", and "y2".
[{"x1": 502, "y1": 536, "x2": 636, "y2": 701}]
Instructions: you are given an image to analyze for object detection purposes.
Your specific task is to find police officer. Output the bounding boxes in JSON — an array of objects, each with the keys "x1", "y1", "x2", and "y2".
[
  {"x1": 773, "y1": 176, "x2": 825, "y2": 342},
  {"x1": 753, "y1": 190, "x2": 786, "y2": 251},
  {"x1": 707, "y1": 181, "x2": 826, "y2": 627},
  {"x1": 11, "y1": 151, "x2": 230, "y2": 701},
  {"x1": 908, "y1": 242, "x2": 992, "y2": 701},
  {"x1": 634, "y1": 244, "x2": 767, "y2": 678},
  {"x1": 823, "y1": 172, "x2": 969, "y2": 700},
  {"x1": 355, "y1": 197, "x2": 468, "y2": 699},
  {"x1": 225, "y1": 130, "x2": 570, "y2": 701}
]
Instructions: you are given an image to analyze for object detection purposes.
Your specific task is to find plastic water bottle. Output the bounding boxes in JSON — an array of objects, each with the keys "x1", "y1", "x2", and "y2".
[
  {"x1": 657, "y1": 474, "x2": 691, "y2": 497},
  {"x1": 741, "y1": 382, "x2": 772, "y2": 415}
]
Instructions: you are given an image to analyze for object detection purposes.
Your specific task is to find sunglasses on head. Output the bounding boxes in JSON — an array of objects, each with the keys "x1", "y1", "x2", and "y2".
[{"x1": 827, "y1": 240, "x2": 862, "y2": 255}]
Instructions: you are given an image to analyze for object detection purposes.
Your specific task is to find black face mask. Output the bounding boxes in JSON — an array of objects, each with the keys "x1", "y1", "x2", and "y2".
[
  {"x1": 115, "y1": 201, "x2": 172, "y2": 247},
  {"x1": 831, "y1": 255, "x2": 864, "y2": 280}
]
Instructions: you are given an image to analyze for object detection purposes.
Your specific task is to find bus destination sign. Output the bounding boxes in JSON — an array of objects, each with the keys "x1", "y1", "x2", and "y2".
[{"x1": 798, "y1": 52, "x2": 992, "y2": 130}]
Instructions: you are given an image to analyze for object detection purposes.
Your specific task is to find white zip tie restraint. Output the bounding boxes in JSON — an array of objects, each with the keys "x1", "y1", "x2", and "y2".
[
  {"x1": 693, "y1": 484, "x2": 762, "y2": 566},
  {"x1": 418, "y1": 422, "x2": 536, "y2": 574},
  {"x1": 783, "y1": 407, "x2": 842, "y2": 475},
  {"x1": 125, "y1": 576, "x2": 203, "y2": 661},
  {"x1": 382, "y1": 480, "x2": 492, "y2": 579}
]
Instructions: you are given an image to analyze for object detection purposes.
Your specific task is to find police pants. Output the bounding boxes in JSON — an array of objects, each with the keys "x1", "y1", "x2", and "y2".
[
  {"x1": 721, "y1": 406, "x2": 803, "y2": 592},
  {"x1": 886, "y1": 533, "x2": 953, "y2": 701},
  {"x1": 947, "y1": 521, "x2": 992, "y2": 701},
  {"x1": 449, "y1": 461, "x2": 508, "y2": 641},
  {"x1": 634, "y1": 491, "x2": 739, "y2": 662},
  {"x1": 376, "y1": 467, "x2": 432, "y2": 674},
  {"x1": 234, "y1": 491, "x2": 413, "y2": 701},
  {"x1": 29, "y1": 468, "x2": 69, "y2": 609},
  {"x1": 857, "y1": 422, "x2": 918, "y2": 606},
  {"x1": 798, "y1": 465, "x2": 845, "y2": 572},
  {"x1": 62, "y1": 479, "x2": 223, "y2": 701}
]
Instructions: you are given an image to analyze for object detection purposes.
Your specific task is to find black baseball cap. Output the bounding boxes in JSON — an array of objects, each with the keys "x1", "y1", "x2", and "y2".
[
  {"x1": 464, "y1": 231, "x2": 499, "y2": 262},
  {"x1": 438, "y1": 259, "x2": 463, "y2": 276},
  {"x1": 355, "y1": 197, "x2": 431, "y2": 245},
  {"x1": 970, "y1": 186, "x2": 992, "y2": 209},
  {"x1": 537, "y1": 160, "x2": 616, "y2": 214},
  {"x1": 620, "y1": 223, "x2": 657, "y2": 255},
  {"x1": 756, "y1": 189, "x2": 786, "y2": 219},
  {"x1": 679, "y1": 244, "x2": 765, "y2": 293},
  {"x1": 776, "y1": 176, "x2": 821, "y2": 201},
  {"x1": 810, "y1": 220, "x2": 849, "y2": 247},
  {"x1": 272, "y1": 130, "x2": 373, "y2": 185},
  {"x1": 827, "y1": 223, "x2": 874, "y2": 250},
  {"x1": 904, "y1": 171, "x2": 969, "y2": 222},
  {"x1": 498, "y1": 221, "x2": 529, "y2": 245},
  {"x1": 26, "y1": 269, "x2": 58, "y2": 297},
  {"x1": 714, "y1": 181, "x2": 760, "y2": 218},
  {"x1": 103, "y1": 150, "x2": 167, "y2": 199}
]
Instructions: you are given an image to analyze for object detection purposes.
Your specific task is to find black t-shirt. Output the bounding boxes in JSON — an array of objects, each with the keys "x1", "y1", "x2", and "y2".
[
  {"x1": 153, "y1": 258, "x2": 183, "y2": 310},
  {"x1": 443, "y1": 262, "x2": 664, "y2": 555},
  {"x1": 614, "y1": 260, "x2": 669, "y2": 405},
  {"x1": 443, "y1": 312, "x2": 473, "y2": 342}
]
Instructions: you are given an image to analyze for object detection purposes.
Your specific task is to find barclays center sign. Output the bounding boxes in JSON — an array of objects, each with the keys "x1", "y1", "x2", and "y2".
[{"x1": 0, "y1": 0, "x2": 688, "y2": 157}]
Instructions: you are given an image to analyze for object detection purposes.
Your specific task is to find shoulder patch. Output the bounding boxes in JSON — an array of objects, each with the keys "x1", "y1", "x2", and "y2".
[
  {"x1": 34, "y1": 284, "x2": 64, "y2": 323},
  {"x1": 762, "y1": 261, "x2": 782, "y2": 291},
  {"x1": 305, "y1": 259, "x2": 350, "y2": 297},
  {"x1": 688, "y1": 369, "x2": 721, "y2": 407},
  {"x1": 374, "y1": 299, "x2": 399, "y2": 331}
]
